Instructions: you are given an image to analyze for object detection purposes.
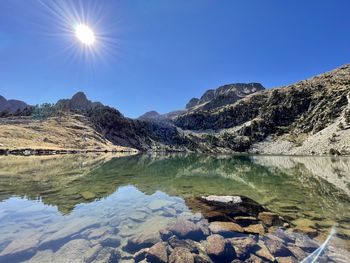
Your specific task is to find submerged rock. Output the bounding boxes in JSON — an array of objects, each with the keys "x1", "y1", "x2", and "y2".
[
  {"x1": 146, "y1": 242, "x2": 168, "y2": 263},
  {"x1": 263, "y1": 235, "x2": 292, "y2": 257},
  {"x1": 205, "y1": 234, "x2": 235, "y2": 261},
  {"x1": 167, "y1": 219, "x2": 206, "y2": 241},
  {"x1": 209, "y1": 221, "x2": 244, "y2": 237},
  {"x1": 169, "y1": 247, "x2": 194, "y2": 263},
  {"x1": 123, "y1": 232, "x2": 161, "y2": 253}
]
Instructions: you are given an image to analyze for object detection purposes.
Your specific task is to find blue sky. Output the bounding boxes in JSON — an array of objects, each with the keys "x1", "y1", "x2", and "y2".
[{"x1": 0, "y1": 0, "x2": 349, "y2": 117}]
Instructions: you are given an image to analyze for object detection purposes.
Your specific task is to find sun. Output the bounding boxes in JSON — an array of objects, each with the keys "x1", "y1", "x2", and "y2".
[{"x1": 75, "y1": 24, "x2": 95, "y2": 46}]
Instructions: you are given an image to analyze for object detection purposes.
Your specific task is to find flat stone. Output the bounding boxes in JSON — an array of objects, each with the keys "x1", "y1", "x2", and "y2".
[
  {"x1": 148, "y1": 200, "x2": 174, "y2": 211},
  {"x1": 263, "y1": 235, "x2": 292, "y2": 257},
  {"x1": 40, "y1": 218, "x2": 99, "y2": 247},
  {"x1": 0, "y1": 230, "x2": 42, "y2": 257},
  {"x1": 123, "y1": 232, "x2": 161, "y2": 253},
  {"x1": 258, "y1": 212, "x2": 282, "y2": 226},
  {"x1": 275, "y1": 256, "x2": 298, "y2": 263},
  {"x1": 229, "y1": 237, "x2": 259, "y2": 259},
  {"x1": 201, "y1": 195, "x2": 242, "y2": 204},
  {"x1": 206, "y1": 234, "x2": 234, "y2": 261},
  {"x1": 209, "y1": 221, "x2": 244, "y2": 237},
  {"x1": 287, "y1": 245, "x2": 308, "y2": 261},
  {"x1": 255, "y1": 246, "x2": 275, "y2": 262},
  {"x1": 244, "y1": 224, "x2": 265, "y2": 235},
  {"x1": 169, "y1": 247, "x2": 194, "y2": 263},
  {"x1": 53, "y1": 239, "x2": 91, "y2": 263},
  {"x1": 167, "y1": 219, "x2": 205, "y2": 241},
  {"x1": 146, "y1": 242, "x2": 168, "y2": 263},
  {"x1": 129, "y1": 212, "x2": 147, "y2": 222},
  {"x1": 273, "y1": 228, "x2": 295, "y2": 243},
  {"x1": 162, "y1": 207, "x2": 177, "y2": 217}
]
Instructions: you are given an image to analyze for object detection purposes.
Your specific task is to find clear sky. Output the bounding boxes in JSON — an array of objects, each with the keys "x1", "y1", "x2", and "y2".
[{"x1": 0, "y1": 0, "x2": 350, "y2": 118}]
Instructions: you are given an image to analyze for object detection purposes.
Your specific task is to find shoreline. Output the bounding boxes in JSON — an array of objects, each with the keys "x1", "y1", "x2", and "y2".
[{"x1": 0, "y1": 147, "x2": 348, "y2": 157}]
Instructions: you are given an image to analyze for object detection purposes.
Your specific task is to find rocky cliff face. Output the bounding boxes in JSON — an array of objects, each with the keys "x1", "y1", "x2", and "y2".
[
  {"x1": 174, "y1": 64, "x2": 350, "y2": 154},
  {"x1": 185, "y1": 83, "x2": 265, "y2": 111},
  {"x1": 0, "y1": 95, "x2": 28, "y2": 113}
]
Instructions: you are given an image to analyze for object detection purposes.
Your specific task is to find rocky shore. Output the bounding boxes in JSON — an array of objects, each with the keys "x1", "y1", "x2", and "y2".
[{"x1": 0, "y1": 148, "x2": 138, "y2": 156}]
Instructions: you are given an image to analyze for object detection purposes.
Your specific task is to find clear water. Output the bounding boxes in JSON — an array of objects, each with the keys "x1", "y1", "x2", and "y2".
[{"x1": 0, "y1": 154, "x2": 349, "y2": 262}]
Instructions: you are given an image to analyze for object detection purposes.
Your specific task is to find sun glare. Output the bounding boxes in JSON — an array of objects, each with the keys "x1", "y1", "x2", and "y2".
[{"x1": 75, "y1": 24, "x2": 95, "y2": 46}]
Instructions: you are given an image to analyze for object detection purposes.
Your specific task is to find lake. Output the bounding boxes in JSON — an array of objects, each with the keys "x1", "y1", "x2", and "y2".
[{"x1": 0, "y1": 154, "x2": 349, "y2": 262}]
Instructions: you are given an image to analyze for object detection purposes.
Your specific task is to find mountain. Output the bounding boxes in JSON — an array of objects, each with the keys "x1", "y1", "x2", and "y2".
[
  {"x1": 185, "y1": 83, "x2": 265, "y2": 111},
  {"x1": 0, "y1": 95, "x2": 29, "y2": 113},
  {"x1": 138, "y1": 83, "x2": 264, "y2": 122},
  {"x1": 56, "y1": 92, "x2": 103, "y2": 112},
  {"x1": 1, "y1": 64, "x2": 350, "y2": 155},
  {"x1": 174, "y1": 64, "x2": 350, "y2": 154}
]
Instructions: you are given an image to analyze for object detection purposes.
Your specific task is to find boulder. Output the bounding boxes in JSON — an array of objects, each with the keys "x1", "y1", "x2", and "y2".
[
  {"x1": 148, "y1": 200, "x2": 174, "y2": 211},
  {"x1": 287, "y1": 245, "x2": 308, "y2": 261},
  {"x1": 167, "y1": 219, "x2": 205, "y2": 241},
  {"x1": 294, "y1": 235, "x2": 319, "y2": 253},
  {"x1": 205, "y1": 234, "x2": 235, "y2": 261},
  {"x1": 263, "y1": 235, "x2": 292, "y2": 257},
  {"x1": 146, "y1": 242, "x2": 168, "y2": 263},
  {"x1": 245, "y1": 254, "x2": 264, "y2": 263},
  {"x1": 169, "y1": 247, "x2": 195, "y2": 263},
  {"x1": 229, "y1": 237, "x2": 259, "y2": 259},
  {"x1": 168, "y1": 236, "x2": 200, "y2": 254}
]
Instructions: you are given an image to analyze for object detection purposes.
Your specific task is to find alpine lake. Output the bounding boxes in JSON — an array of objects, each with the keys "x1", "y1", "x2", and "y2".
[{"x1": 0, "y1": 153, "x2": 349, "y2": 263}]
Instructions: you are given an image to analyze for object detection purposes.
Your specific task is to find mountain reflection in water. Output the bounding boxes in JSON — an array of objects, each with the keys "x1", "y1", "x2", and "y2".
[{"x1": 0, "y1": 154, "x2": 349, "y2": 262}]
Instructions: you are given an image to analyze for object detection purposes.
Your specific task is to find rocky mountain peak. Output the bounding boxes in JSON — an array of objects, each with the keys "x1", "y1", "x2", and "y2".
[
  {"x1": 186, "y1": 83, "x2": 265, "y2": 111},
  {"x1": 56, "y1": 92, "x2": 103, "y2": 112}
]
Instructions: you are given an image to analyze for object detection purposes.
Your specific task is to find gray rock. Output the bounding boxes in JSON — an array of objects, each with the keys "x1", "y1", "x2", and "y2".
[
  {"x1": 229, "y1": 237, "x2": 259, "y2": 259},
  {"x1": 168, "y1": 236, "x2": 200, "y2": 254},
  {"x1": 133, "y1": 248, "x2": 149, "y2": 262}
]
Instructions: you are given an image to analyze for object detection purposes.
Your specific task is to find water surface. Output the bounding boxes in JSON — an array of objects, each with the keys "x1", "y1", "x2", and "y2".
[{"x1": 0, "y1": 154, "x2": 349, "y2": 262}]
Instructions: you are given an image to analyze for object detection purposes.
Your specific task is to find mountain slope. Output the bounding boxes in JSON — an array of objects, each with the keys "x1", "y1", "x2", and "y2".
[
  {"x1": 174, "y1": 64, "x2": 350, "y2": 154},
  {"x1": 0, "y1": 95, "x2": 29, "y2": 113}
]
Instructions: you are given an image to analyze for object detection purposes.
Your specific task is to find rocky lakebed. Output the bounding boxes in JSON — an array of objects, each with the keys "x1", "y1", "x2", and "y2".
[{"x1": 0, "y1": 154, "x2": 349, "y2": 263}]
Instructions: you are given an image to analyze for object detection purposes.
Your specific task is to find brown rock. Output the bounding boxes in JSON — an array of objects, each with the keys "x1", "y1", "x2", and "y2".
[
  {"x1": 287, "y1": 245, "x2": 308, "y2": 261},
  {"x1": 168, "y1": 236, "x2": 200, "y2": 254},
  {"x1": 292, "y1": 226, "x2": 318, "y2": 238},
  {"x1": 229, "y1": 237, "x2": 259, "y2": 259},
  {"x1": 255, "y1": 246, "x2": 275, "y2": 262},
  {"x1": 168, "y1": 219, "x2": 205, "y2": 241},
  {"x1": 209, "y1": 221, "x2": 244, "y2": 237},
  {"x1": 206, "y1": 234, "x2": 235, "y2": 261},
  {"x1": 258, "y1": 212, "x2": 282, "y2": 226},
  {"x1": 146, "y1": 242, "x2": 168, "y2": 263},
  {"x1": 275, "y1": 256, "x2": 298, "y2": 263},
  {"x1": 169, "y1": 247, "x2": 194, "y2": 263},
  {"x1": 234, "y1": 216, "x2": 259, "y2": 227},
  {"x1": 193, "y1": 254, "x2": 213, "y2": 263},
  {"x1": 244, "y1": 224, "x2": 265, "y2": 235},
  {"x1": 245, "y1": 254, "x2": 264, "y2": 263}
]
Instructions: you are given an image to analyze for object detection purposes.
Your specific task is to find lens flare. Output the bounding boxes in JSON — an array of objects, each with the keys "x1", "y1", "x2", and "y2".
[{"x1": 75, "y1": 24, "x2": 95, "y2": 45}]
